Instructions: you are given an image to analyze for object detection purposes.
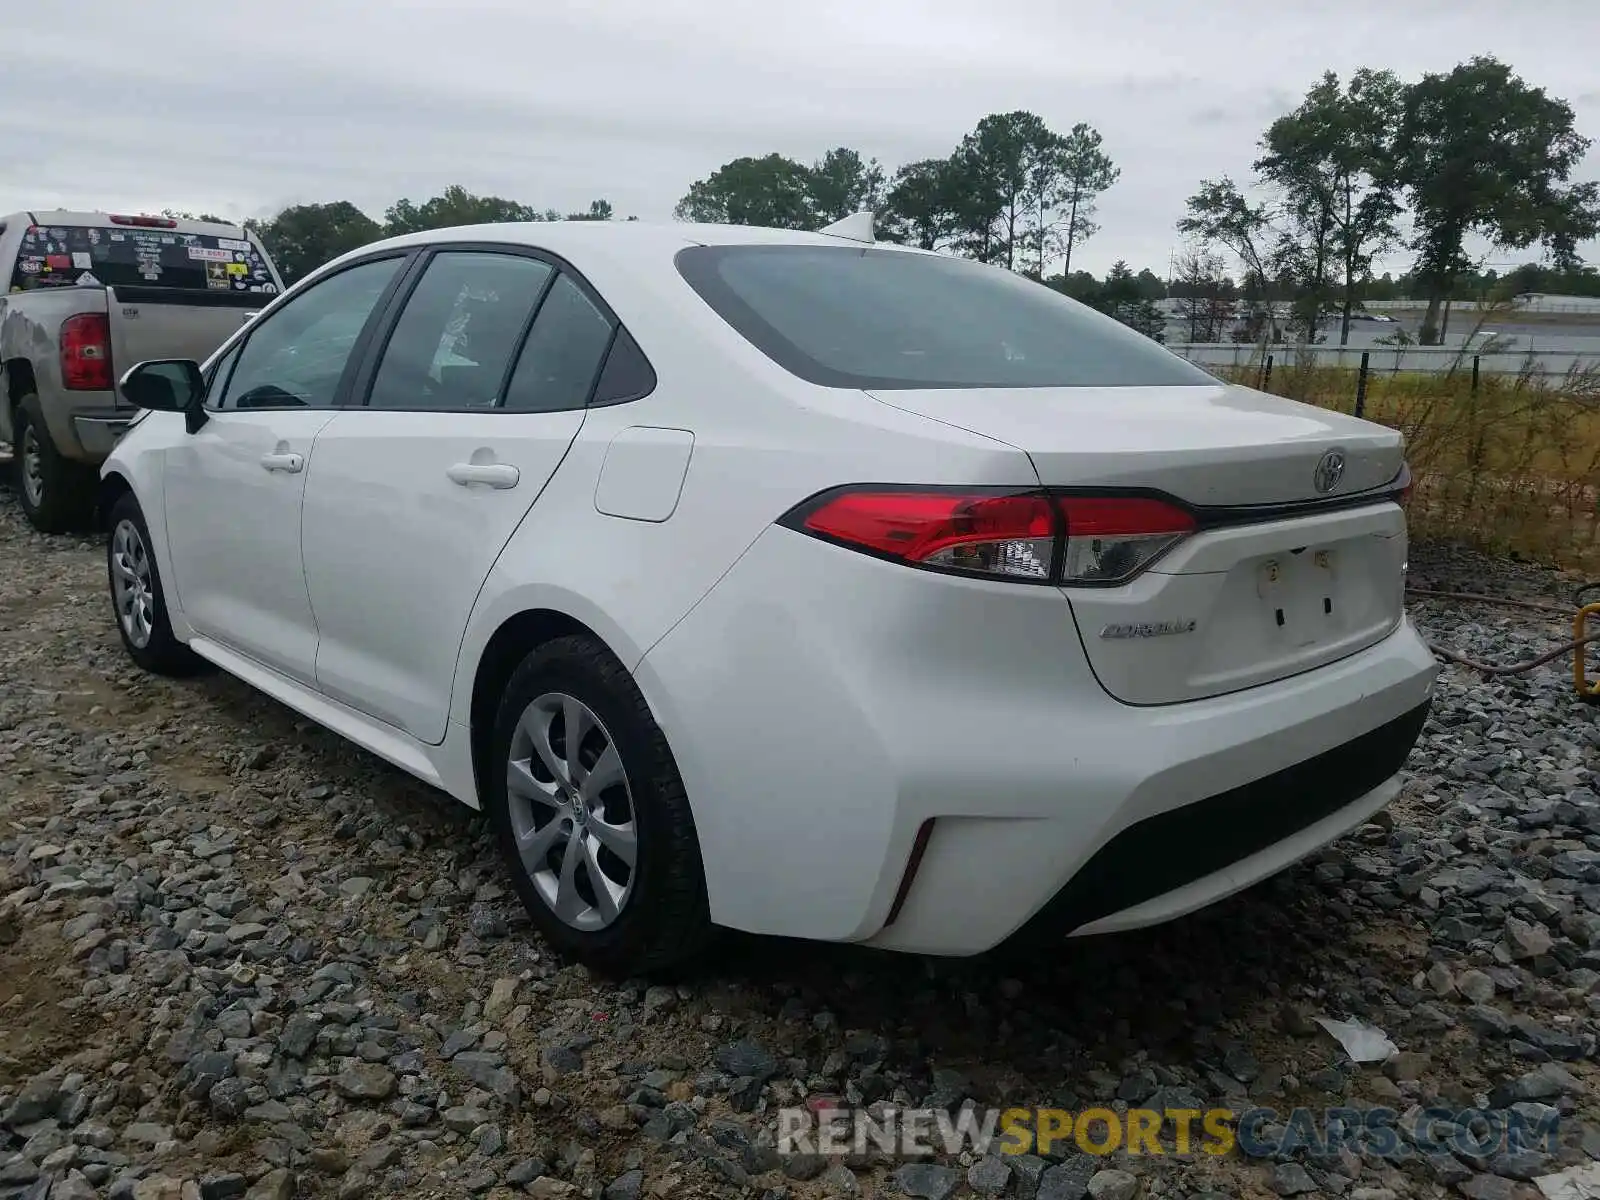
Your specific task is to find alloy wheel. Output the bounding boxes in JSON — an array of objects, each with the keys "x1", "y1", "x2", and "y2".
[
  {"x1": 110, "y1": 519, "x2": 156, "y2": 649},
  {"x1": 505, "y1": 692, "x2": 638, "y2": 931},
  {"x1": 20, "y1": 426, "x2": 43, "y2": 508}
]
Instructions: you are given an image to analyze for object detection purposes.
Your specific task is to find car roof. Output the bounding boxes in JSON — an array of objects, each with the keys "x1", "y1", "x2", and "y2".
[{"x1": 344, "y1": 218, "x2": 928, "y2": 261}]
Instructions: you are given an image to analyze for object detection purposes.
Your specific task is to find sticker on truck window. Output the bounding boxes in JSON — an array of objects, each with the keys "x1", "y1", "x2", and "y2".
[
  {"x1": 205, "y1": 262, "x2": 231, "y2": 289},
  {"x1": 10, "y1": 224, "x2": 274, "y2": 294}
]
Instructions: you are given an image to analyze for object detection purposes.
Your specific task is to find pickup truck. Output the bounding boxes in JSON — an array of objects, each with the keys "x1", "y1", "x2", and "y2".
[{"x1": 0, "y1": 211, "x2": 285, "y2": 531}]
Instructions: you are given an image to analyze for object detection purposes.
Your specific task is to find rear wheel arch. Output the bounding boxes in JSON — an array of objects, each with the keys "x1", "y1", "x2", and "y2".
[
  {"x1": 468, "y1": 609, "x2": 617, "y2": 805},
  {"x1": 4, "y1": 356, "x2": 37, "y2": 403},
  {"x1": 3, "y1": 357, "x2": 36, "y2": 432}
]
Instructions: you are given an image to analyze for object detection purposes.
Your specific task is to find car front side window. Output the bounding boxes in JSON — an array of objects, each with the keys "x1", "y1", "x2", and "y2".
[{"x1": 216, "y1": 256, "x2": 405, "y2": 411}]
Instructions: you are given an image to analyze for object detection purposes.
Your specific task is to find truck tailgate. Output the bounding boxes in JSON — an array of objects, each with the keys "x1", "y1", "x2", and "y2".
[{"x1": 106, "y1": 285, "x2": 263, "y2": 402}]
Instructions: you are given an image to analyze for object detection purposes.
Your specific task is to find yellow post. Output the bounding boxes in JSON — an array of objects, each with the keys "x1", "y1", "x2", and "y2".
[{"x1": 1577, "y1": 604, "x2": 1600, "y2": 701}]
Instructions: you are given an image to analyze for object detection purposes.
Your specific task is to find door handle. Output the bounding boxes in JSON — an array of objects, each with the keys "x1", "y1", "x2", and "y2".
[
  {"x1": 260, "y1": 452, "x2": 304, "y2": 473},
  {"x1": 447, "y1": 462, "x2": 520, "y2": 489}
]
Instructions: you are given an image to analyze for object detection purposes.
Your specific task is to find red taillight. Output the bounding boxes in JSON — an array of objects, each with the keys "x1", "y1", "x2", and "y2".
[
  {"x1": 782, "y1": 487, "x2": 1198, "y2": 585},
  {"x1": 1395, "y1": 461, "x2": 1414, "y2": 507},
  {"x1": 108, "y1": 214, "x2": 177, "y2": 228},
  {"x1": 60, "y1": 313, "x2": 112, "y2": 390},
  {"x1": 1056, "y1": 494, "x2": 1195, "y2": 584},
  {"x1": 796, "y1": 489, "x2": 1057, "y2": 581}
]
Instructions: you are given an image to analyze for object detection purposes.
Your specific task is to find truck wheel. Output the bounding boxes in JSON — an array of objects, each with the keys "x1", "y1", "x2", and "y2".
[{"x1": 12, "y1": 396, "x2": 97, "y2": 534}]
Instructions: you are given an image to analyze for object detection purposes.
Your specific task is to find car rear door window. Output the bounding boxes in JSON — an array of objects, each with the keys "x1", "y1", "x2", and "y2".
[
  {"x1": 501, "y1": 272, "x2": 616, "y2": 413},
  {"x1": 217, "y1": 256, "x2": 403, "y2": 410},
  {"x1": 365, "y1": 252, "x2": 554, "y2": 411}
]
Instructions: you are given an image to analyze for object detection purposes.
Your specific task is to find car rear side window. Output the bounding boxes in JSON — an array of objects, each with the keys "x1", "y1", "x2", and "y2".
[
  {"x1": 501, "y1": 273, "x2": 615, "y2": 413},
  {"x1": 674, "y1": 245, "x2": 1214, "y2": 390}
]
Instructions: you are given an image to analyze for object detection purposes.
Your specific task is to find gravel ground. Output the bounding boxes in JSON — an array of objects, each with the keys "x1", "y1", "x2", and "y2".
[{"x1": 4, "y1": 477, "x2": 1600, "y2": 1200}]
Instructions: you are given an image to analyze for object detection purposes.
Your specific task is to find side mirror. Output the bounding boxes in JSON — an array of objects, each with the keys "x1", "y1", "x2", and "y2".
[{"x1": 120, "y1": 359, "x2": 208, "y2": 433}]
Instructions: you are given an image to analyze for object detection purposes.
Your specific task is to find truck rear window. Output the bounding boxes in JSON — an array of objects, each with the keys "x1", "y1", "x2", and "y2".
[{"x1": 9, "y1": 224, "x2": 279, "y2": 296}]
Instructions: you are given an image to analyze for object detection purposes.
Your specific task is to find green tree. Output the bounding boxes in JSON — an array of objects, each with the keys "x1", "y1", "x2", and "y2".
[
  {"x1": 246, "y1": 201, "x2": 384, "y2": 286},
  {"x1": 1133, "y1": 268, "x2": 1167, "y2": 301},
  {"x1": 1056, "y1": 124, "x2": 1119, "y2": 275},
  {"x1": 1178, "y1": 178, "x2": 1280, "y2": 340},
  {"x1": 162, "y1": 208, "x2": 231, "y2": 224},
  {"x1": 807, "y1": 147, "x2": 886, "y2": 223},
  {"x1": 383, "y1": 185, "x2": 542, "y2": 234},
  {"x1": 1258, "y1": 69, "x2": 1403, "y2": 345},
  {"x1": 1393, "y1": 55, "x2": 1600, "y2": 343},
  {"x1": 1090, "y1": 261, "x2": 1166, "y2": 342},
  {"x1": 950, "y1": 111, "x2": 1063, "y2": 269},
  {"x1": 674, "y1": 154, "x2": 816, "y2": 228},
  {"x1": 568, "y1": 199, "x2": 614, "y2": 221},
  {"x1": 882, "y1": 158, "x2": 964, "y2": 249}
]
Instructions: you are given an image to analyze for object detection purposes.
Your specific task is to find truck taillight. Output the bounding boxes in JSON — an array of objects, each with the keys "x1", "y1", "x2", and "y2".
[
  {"x1": 60, "y1": 313, "x2": 112, "y2": 390},
  {"x1": 779, "y1": 486, "x2": 1197, "y2": 586}
]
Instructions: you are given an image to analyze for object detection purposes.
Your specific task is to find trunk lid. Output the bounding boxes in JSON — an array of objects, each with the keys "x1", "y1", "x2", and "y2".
[
  {"x1": 867, "y1": 382, "x2": 1409, "y2": 705},
  {"x1": 866, "y1": 382, "x2": 1403, "y2": 506}
]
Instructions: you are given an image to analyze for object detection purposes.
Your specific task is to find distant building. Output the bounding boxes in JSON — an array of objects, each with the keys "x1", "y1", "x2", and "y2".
[{"x1": 1512, "y1": 293, "x2": 1600, "y2": 314}]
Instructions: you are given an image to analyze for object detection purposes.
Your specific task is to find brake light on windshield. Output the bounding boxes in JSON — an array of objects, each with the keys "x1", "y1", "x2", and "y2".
[
  {"x1": 108, "y1": 214, "x2": 178, "y2": 228},
  {"x1": 60, "y1": 314, "x2": 112, "y2": 390},
  {"x1": 781, "y1": 487, "x2": 1197, "y2": 586}
]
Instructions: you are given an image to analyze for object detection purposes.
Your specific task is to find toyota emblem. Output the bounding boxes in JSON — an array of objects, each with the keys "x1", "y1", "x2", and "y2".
[{"x1": 1313, "y1": 449, "x2": 1346, "y2": 494}]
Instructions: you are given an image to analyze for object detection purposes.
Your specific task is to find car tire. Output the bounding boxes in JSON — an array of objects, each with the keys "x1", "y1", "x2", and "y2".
[
  {"x1": 106, "y1": 492, "x2": 209, "y2": 677},
  {"x1": 13, "y1": 396, "x2": 97, "y2": 534},
  {"x1": 487, "y1": 634, "x2": 714, "y2": 976}
]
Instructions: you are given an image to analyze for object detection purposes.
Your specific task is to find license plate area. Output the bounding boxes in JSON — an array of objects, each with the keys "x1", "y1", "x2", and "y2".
[{"x1": 1256, "y1": 547, "x2": 1346, "y2": 648}]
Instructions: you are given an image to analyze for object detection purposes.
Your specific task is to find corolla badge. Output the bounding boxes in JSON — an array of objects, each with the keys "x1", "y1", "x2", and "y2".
[
  {"x1": 1099, "y1": 619, "x2": 1197, "y2": 640},
  {"x1": 1313, "y1": 449, "x2": 1346, "y2": 494}
]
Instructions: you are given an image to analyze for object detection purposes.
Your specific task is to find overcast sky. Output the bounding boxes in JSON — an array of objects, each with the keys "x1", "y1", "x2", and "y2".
[{"x1": 2, "y1": 0, "x2": 1597, "y2": 279}]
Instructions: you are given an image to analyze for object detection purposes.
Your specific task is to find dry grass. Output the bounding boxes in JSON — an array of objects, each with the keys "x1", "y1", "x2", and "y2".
[{"x1": 1214, "y1": 350, "x2": 1600, "y2": 571}]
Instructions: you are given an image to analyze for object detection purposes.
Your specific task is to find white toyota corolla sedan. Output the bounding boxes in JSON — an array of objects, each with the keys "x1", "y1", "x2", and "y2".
[{"x1": 99, "y1": 215, "x2": 1438, "y2": 975}]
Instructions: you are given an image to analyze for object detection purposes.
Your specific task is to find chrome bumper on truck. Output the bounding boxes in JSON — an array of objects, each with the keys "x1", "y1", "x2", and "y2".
[{"x1": 72, "y1": 411, "x2": 134, "y2": 457}]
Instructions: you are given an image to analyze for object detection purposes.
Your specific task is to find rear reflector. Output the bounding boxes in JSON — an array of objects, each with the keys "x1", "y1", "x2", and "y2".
[
  {"x1": 1056, "y1": 494, "x2": 1195, "y2": 585},
  {"x1": 780, "y1": 486, "x2": 1199, "y2": 586},
  {"x1": 59, "y1": 313, "x2": 112, "y2": 391}
]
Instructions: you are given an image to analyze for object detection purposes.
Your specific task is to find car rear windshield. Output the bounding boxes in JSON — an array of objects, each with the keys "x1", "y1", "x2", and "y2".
[
  {"x1": 9, "y1": 223, "x2": 279, "y2": 296},
  {"x1": 674, "y1": 244, "x2": 1214, "y2": 390}
]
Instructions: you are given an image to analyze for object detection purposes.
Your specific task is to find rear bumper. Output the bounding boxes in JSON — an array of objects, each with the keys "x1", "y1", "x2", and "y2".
[
  {"x1": 72, "y1": 412, "x2": 134, "y2": 457},
  {"x1": 635, "y1": 526, "x2": 1438, "y2": 954},
  {"x1": 36, "y1": 392, "x2": 127, "y2": 461}
]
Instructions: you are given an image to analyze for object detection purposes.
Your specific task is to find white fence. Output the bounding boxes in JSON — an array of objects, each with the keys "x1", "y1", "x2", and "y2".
[
  {"x1": 1363, "y1": 296, "x2": 1600, "y2": 315},
  {"x1": 1169, "y1": 342, "x2": 1600, "y2": 379}
]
